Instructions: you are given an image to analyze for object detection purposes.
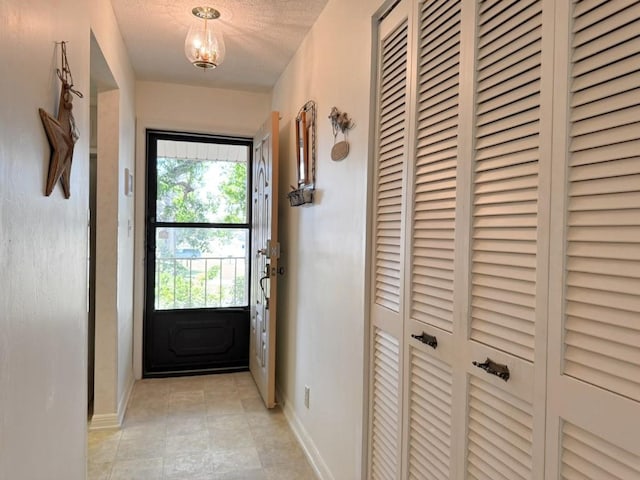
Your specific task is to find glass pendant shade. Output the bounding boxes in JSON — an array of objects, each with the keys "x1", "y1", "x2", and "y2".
[{"x1": 184, "y1": 7, "x2": 225, "y2": 69}]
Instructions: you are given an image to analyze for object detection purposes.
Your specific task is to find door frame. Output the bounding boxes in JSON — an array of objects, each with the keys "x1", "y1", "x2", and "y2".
[{"x1": 143, "y1": 129, "x2": 255, "y2": 377}]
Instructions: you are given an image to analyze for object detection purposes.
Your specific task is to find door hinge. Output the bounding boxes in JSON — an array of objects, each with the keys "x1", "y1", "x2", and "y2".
[{"x1": 266, "y1": 240, "x2": 280, "y2": 259}]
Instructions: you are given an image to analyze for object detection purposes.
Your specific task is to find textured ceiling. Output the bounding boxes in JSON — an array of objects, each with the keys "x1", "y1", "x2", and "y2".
[{"x1": 110, "y1": 0, "x2": 329, "y2": 92}]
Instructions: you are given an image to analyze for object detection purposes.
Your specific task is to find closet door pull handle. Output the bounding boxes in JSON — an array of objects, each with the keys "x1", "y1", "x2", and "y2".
[
  {"x1": 473, "y1": 358, "x2": 510, "y2": 381},
  {"x1": 411, "y1": 332, "x2": 438, "y2": 349}
]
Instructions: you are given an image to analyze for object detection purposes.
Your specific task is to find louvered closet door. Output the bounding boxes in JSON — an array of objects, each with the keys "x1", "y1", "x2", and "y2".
[
  {"x1": 368, "y1": 1, "x2": 412, "y2": 479},
  {"x1": 545, "y1": 2, "x2": 640, "y2": 478},
  {"x1": 459, "y1": 1, "x2": 551, "y2": 478},
  {"x1": 403, "y1": 0, "x2": 461, "y2": 479}
]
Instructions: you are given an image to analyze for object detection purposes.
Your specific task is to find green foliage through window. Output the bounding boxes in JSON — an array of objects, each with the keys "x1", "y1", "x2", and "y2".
[{"x1": 153, "y1": 141, "x2": 249, "y2": 310}]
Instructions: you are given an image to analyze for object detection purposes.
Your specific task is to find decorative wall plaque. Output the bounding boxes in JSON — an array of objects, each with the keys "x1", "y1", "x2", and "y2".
[{"x1": 39, "y1": 41, "x2": 83, "y2": 198}]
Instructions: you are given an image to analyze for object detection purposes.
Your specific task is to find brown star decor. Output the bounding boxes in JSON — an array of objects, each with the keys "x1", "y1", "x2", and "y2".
[{"x1": 39, "y1": 41, "x2": 83, "y2": 198}]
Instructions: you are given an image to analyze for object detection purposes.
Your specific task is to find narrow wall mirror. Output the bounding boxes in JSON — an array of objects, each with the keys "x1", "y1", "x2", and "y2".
[
  {"x1": 295, "y1": 100, "x2": 316, "y2": 188},
  {"x1": 289, "y1": 100, "x2": 316, "y2": 206}
]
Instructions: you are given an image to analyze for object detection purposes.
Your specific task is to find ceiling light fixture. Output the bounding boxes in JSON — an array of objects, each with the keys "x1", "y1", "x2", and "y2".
[{"x1": 184, "y1": 6, "x2": 225, "y2": 70}]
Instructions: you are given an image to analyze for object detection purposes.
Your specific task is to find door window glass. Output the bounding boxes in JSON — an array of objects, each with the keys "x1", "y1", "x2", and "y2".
[
  {"x1": 149, "y1": 135, "x2": 251, "y2": 311},
  {"x1": 154, "y1": 227, "x2": 248, "y2": 309}
]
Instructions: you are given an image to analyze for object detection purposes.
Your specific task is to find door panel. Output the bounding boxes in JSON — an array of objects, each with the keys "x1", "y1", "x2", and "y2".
[
  {"x1": 459, "y1": 1, "x2": 549, "y2": 478},
  {"x1": 371, "y1": 328, "x2": 401, "y2": 480},
  {"x1": 404, "y1": 0, "x2": 461, "y2": 478},
  {"x1": 561, "y1": 421, "x2": 640, "y2": 479},
  {"x1": 369, "y1": 2, "x2": 411, "y2": 478},
  {"x1": 250, "y1": 111, "x2": 279, "y2": 408},
  {"x1": 406, "y1": 341, "x2": 453, "y2": 480},
  {"x1": 469, "y1": 0, "x2": 543, "y2": 363},
  {"x1": 466, "y1": 376, "x2": 533, "y2": 480},
  {"x1": 546, "y1": 1, "x2": 640, "y2": 477},
  {"x1": 146, "y1": 309, "x2": 249, "y2": 372}
]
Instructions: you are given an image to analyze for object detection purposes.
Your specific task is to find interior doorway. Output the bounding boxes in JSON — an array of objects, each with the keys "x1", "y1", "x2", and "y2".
[{"x1": 88, "y1": 32, "x2": 118, "y2": 417}]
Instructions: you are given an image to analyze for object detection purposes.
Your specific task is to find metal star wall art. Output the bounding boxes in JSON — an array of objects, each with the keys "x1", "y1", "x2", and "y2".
[{"x1": 39, "y1": 41, "x2": 83, "y2": 198}]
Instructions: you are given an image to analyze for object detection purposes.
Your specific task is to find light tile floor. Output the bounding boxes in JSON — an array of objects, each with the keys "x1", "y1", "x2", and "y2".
[{"x1": 88, "y1": 372, "x2": 317, "y2": 480}]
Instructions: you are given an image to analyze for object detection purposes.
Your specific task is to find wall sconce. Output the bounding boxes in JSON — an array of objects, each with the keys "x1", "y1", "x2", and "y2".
[{"x1": 184, "y1": 6, "x2": 225, "y2": 69}]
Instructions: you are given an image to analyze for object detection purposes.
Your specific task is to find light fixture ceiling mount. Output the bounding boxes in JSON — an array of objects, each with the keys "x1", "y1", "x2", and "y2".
[
  {"x1": 192, "y1": 6, "x2": 220, "y2": 20},
  {"x1": 184, "y1": 6, "x2": 226, "y2": 70}
]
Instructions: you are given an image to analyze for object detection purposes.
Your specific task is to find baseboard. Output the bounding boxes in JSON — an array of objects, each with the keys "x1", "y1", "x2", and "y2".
[
  {"x1": 89, "y1": 374, "x2": 134, "y2": 431},
  {"x1": 277, "y1": 387, "x2": 335, "y2": 480},
  {"x1": 117, "y1": 373, "x2": 135, "y2": 426},
  {"x1": 89, "y1": 413, "x2": 120, "y2": 430}
]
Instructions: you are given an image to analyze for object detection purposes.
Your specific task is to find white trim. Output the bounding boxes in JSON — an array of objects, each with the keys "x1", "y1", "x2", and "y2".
[
  {"x1": 133, "y1": 118, "x2": 146, "y2": 381},
  {"x1": 118, "y1": 373, "x2": 135, "y2": 425},
  {"x1": 89, "y1": 374, "x2": 134, "y2": 431},
  {"x1": 276, "y1": 388, "x2": 333, "y2": 480},
  {"x1": 89, "y1": 413, "x2": 120, "y2": 431}
]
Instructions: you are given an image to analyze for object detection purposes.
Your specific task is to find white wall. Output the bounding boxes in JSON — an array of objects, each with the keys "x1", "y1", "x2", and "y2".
[
  {"x1": 90, "y1": 0, "x2": 137, "y2": 427},
  {"x1": 135, "y1": 81, "x2": 272, "y2": 137},
  {"x1": 133, "y1": 81, "x2": 271, "y2": 377},
  {"x1": 270, "y1": 0, "x2": 383, "y2": 478},
  {"x1": 0, "y1": 0, "x2": 90, "y2": 478}
]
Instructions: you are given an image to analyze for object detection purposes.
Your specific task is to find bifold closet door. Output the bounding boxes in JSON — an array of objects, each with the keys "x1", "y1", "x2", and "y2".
[
  {"x1": 404, "y1": 0, "x2": 553, "y2": 478},
  {"x1": 370, "y1": 1, "x2": 640, "y2": 479},
  {"x1": 453, "y1": 1, "x2": 553, "y2": 478},
  {"x1": 368, "y1": 1, "x2": 412, "y2": 479},
  {"x1": 403, "y1": 0, "x2": 461, "y2": 478},
  {"x1": 546, "y1": 1, "x2": 640, "y2": 478}
]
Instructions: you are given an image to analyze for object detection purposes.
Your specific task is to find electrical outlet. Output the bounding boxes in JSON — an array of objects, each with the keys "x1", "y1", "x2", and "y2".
[{"x1": 304, "y1": 385, "x2": 310, "y2": 408}]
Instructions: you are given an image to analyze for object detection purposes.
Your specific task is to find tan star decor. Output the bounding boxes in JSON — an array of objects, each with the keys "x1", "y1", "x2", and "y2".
[{"x1": 39, "y1": 41, "x2": 83, "y2": 198}]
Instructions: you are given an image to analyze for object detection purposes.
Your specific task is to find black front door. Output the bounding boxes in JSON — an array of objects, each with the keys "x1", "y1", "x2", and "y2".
[{"x1": 144, "y1": 130, "x2": 252, "y2": 376}]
